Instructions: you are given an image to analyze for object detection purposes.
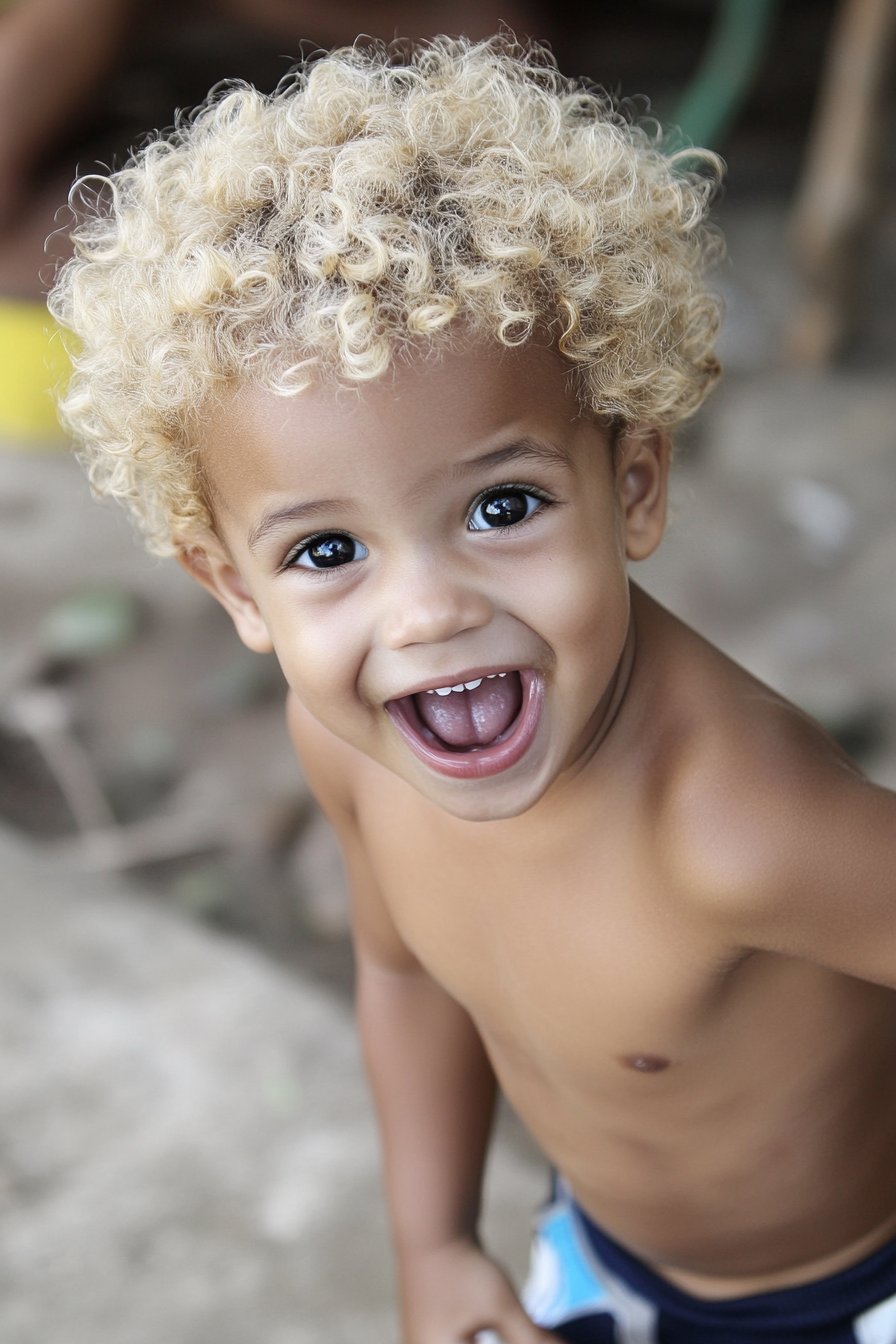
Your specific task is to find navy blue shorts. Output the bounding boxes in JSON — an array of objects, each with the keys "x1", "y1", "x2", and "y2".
[{"x1": 521, "y1": 1180, "x2": 896, "y2": 1343}]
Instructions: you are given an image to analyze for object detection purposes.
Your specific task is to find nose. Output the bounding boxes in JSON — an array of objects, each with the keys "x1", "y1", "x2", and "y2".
[{"x1": 379, "y1": 559, "x2": 493, "y2": 650}]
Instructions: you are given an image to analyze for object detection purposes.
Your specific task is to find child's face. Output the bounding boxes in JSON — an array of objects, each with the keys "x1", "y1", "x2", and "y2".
[{"x1": 187, "y1": 342, "x2": 669, "y2": 820}]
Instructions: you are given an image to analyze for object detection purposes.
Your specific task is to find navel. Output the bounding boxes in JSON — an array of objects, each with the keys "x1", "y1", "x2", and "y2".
[{"x1": 622, "y1": 1053, "x2": 670, "y2": 1073}]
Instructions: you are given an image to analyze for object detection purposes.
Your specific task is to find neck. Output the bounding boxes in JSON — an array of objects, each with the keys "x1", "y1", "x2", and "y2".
[{"x1": 567, "y1": 594, "x2": 639, "y2": 784}]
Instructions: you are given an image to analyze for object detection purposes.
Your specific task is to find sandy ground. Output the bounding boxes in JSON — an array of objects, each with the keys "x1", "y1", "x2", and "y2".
[
  {"x1": 0, "y1": 824, "x2": 546, "y2": 1344},
  {"x1": 0, "y1": 199, "x2": 895, "y2": 1341}
]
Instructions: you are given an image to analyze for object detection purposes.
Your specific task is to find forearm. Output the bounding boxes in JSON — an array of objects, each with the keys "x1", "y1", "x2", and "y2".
[{"x1": 356, "y1": 952, "x2": 497, "y2": 1256}]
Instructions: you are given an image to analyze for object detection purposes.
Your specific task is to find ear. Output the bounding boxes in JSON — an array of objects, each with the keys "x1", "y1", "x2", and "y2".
[
  {"x1": 176, "y1": 534, "x2": 274, "y2": 654},
  {"x1": 615, "y1": 427, "x2": 671, "y2": 562}
]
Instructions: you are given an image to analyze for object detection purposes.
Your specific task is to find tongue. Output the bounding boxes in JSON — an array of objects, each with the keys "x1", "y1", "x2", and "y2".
[{"x1": 415, "y1": 674, "x2": 523, "y2": 748}]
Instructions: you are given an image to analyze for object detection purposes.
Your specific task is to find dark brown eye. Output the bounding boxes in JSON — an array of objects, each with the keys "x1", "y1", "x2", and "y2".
[
  {"x1": 469, "y1": 489, "x2": 540, "y2": 531},
  {"x1": 295, "y1": 534, "x2": 368, "y2": 569}
]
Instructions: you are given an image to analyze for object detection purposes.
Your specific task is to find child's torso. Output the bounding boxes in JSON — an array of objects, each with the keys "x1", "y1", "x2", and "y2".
[{"x1": 353, "y1": 759, "x2": 896, "y2": 1295}]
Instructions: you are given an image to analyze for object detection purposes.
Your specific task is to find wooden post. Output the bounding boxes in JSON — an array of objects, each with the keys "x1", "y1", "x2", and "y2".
[{"x1": 787, "y1": 0, "x2": 896, "y2": 366}]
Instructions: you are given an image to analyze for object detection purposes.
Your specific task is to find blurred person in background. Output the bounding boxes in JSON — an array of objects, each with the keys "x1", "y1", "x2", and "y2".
[{"x1": 0, "y1": 0, "x2": 541, "y2": 300}]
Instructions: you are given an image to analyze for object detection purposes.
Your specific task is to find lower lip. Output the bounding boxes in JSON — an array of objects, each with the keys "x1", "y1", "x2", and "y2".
[{"x1": 385, "y1": 670, "x2": 544, "y2": 780}]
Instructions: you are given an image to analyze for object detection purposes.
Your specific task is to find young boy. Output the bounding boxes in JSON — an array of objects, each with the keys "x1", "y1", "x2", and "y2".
[{"x1": 50, "y1": 39, "x2": 896, "y2": 1344}]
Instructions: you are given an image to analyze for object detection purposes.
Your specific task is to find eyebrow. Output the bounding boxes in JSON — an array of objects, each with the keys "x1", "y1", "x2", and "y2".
[
  {"x1": 247, "y1": 498, "x2": 347, "y2": 553},
  {"x1": 447, "y1": 436, "x2": 572, "y2": 483}
]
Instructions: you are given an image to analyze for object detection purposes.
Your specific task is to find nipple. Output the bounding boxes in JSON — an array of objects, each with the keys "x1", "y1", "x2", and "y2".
[{"x1": 623, "y1": 1054, "x2": 670, "y2": 1073}]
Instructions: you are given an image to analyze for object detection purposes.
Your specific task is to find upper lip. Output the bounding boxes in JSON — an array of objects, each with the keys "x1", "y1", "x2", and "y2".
[{"x1": 383, "y1": 665, "x2": 525, "y2": 704}]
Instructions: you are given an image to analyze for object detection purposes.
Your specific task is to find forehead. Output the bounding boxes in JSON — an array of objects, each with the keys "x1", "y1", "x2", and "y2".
[{"x1": 199, "y1": 341, "x2": 583, "y2": 517}]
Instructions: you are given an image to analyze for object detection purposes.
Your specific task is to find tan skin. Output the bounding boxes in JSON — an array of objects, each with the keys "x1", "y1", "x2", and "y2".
[{"x1": 180, "y1": 341, "x2": 896, "y2": 1342}]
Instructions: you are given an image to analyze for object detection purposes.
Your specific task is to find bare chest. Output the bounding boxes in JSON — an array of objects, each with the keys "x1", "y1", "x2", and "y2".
[{"x1": 356, "y1": 789, "x2": 726, "y2": 1079}]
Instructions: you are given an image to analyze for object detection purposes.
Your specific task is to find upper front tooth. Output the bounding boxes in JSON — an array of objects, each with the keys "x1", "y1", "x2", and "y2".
[
  {"x1": 498, "y1": 672, "x2": 507, "y2": 677},
  {"x1": 486, "y1": 674, "x2": 497, "y2": 679},
  {"x1": 464, "y1": 679, "x2": 482, "y2": 690},
  {"x1": 451, "y1": 683, "x2": 465, "y2": 693},
  {"x1": 435, "y1": 686, "x2": 452, "y2": 696}
]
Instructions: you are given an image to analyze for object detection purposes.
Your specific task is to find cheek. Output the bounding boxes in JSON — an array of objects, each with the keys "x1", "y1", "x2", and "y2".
[
  {"x1": 514, "y1": 522, "x2": 628, "y2": 650},
  {"x1": 263, "y1": 594, "x2": 368, "y2": 711}
]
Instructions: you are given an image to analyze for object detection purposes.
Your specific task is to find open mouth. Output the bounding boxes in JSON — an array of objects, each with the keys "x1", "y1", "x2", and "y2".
[{"x1": 385, "y1": 669, "x2": 543, "y2": 779}]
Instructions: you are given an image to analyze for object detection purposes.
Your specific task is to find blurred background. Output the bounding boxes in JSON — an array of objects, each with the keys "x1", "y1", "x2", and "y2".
[{"x1": 0, "y1": 1, "x2": 894, "y2": 1340}]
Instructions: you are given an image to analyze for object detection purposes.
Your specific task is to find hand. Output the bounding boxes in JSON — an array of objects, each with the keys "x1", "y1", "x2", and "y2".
[{"x1": 399, "y1": 1237, "x2": 558, "y2": 1344}]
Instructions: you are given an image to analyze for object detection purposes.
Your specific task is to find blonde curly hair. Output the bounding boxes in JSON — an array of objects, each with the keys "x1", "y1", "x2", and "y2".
[{"x1": 49, "y1": 36, "x2": 723, "y2": 555}]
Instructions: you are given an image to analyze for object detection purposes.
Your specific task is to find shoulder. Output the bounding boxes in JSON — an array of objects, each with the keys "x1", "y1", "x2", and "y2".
[
  {"x1": 658, "y1": 687, "x2": 896, "y2": 978},
  {"x1": 286, "y1": 693, "x2": 423, "y2": 970},
  {"x1": 286, "y1": 690, "x2": 366, "y2": 825},
  {"x1": 657, "y1": 693, "x2": 849, "y2": 890},
  {"x1": 640, "y1": 615, "x2": 887, "y2": 936}
]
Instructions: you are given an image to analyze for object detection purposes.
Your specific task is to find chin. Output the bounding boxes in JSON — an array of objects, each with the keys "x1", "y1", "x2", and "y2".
[
  {"x1": 403, "y1": 746, "x2": 558, "y2": 823},
  {"x1": 437, "y1": 789, "x2": 549, "y2": 823}
]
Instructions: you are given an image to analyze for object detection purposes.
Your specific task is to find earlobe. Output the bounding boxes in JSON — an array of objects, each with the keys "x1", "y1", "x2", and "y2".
[
  {"x1": 617, "y1": 428, "x2": 670, "y2": 562},
  {"x1": 176, "y1": 537, "x2": 274, "y2": 654}
]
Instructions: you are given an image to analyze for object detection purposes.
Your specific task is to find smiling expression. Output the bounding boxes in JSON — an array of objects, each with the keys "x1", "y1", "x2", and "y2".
[{"x1": 185, "y1": 341, "x2": 669, "y2": 820}]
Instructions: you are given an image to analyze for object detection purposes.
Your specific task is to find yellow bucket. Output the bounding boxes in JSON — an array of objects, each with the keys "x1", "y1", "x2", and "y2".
[{"x1": 0, "y1": 298, "x2": 71, "y2": 446}]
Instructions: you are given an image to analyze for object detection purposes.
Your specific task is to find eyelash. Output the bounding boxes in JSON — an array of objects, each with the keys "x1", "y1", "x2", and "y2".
[
  {"x1": 467, "y1": 483, "x2": 554, "y2": 532},
  {"x1": 280, "y1": 530, "x2": 366, "y2": 575}
]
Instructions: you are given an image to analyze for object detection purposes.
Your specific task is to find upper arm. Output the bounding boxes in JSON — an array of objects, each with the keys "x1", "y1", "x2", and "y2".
[
  {"x1": 663, "y1": 713, "x2": 896, "y2": 988},
  {"x1": 752, "y1": 771, "x2": 896, "y2": 986},
  {"x1": 286, "y1": 691, "x2": 423, "y2": 976}
]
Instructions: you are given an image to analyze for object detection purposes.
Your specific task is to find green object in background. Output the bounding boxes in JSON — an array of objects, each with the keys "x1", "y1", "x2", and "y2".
[
  {"x1": 194, "y1": 650, "x2": 283, "y2": 716},
  {"x1": 668, "y1": 0, "x2": 780, "y2": 150},
  {"x1": 170, "y1": 862, "x2": 234, "y2": 920},
  {"x1": 42, "y1": 587, "x2": 141, "y2": 661}
]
